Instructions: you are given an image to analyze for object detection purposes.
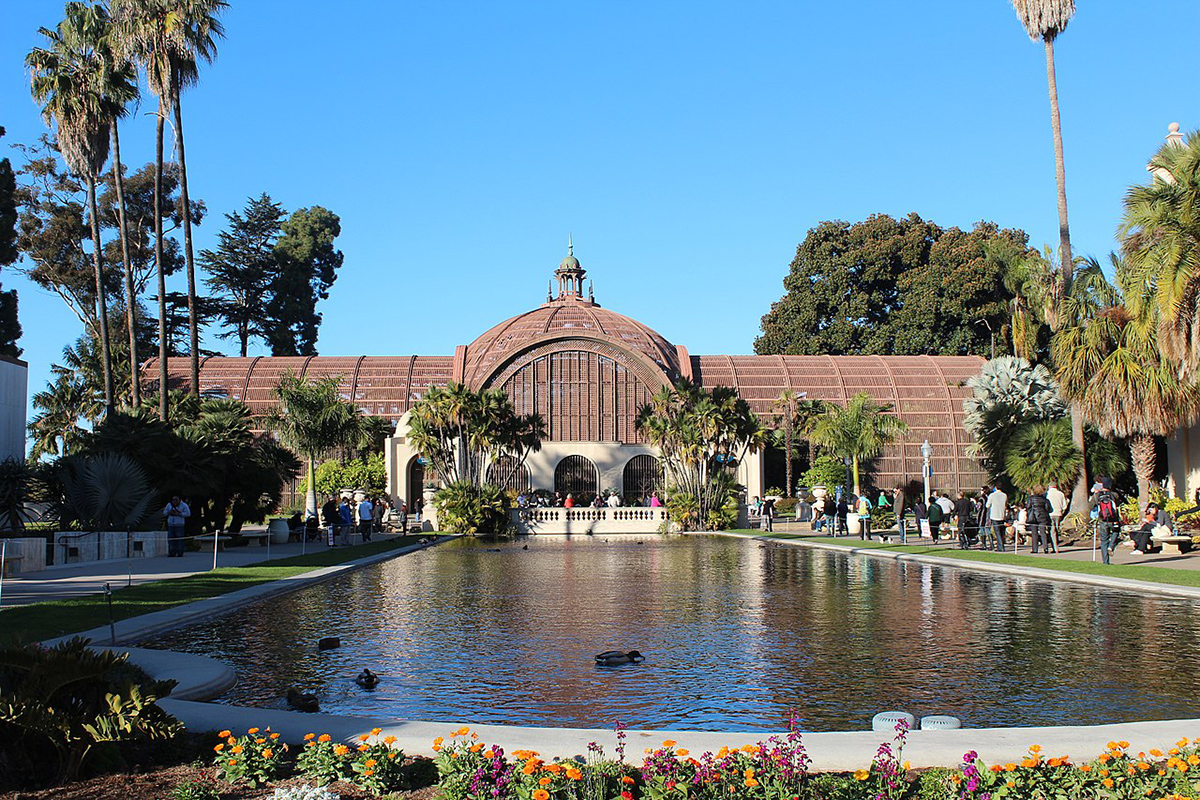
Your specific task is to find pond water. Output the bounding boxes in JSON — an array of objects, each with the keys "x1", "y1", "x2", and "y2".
[{"x1": 146, "y1": 536, "x2": 1200, "y2": 731}]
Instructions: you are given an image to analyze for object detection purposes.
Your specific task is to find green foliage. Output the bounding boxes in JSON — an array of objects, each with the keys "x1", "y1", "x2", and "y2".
[
  {"x1": 168, "y1": 772, "x2": 221, "y2": 800},
  {"x1": 0, "y1": 457, "x2": 41, "y2": 533},
  {"x1": 0, "y1": 637, "x2": 181, "y2": 785},
  {"x1": 756, "y1": 214, "x2": 1030, "y2": 357},
  {"x1": 963, "y1": 356, "x2": 1067, "y2": 488},
  {"x1": 869, "y1": 506, "x2": 896, "y2": 530},
  {"x1": 57, "y1": 452, "x2": 155, "y2": 531},
  {"x1": 0, "y1": 127, "x2": 18, "y2": 358},
  {"x1": 1085, "y1": 431, "x2": 1129, "y2": 484},
  {"x1": 408, "y1": 383, "x2": 545, "y2": 490},
  {"x1": 201, "y1": 194, "x2": 342, "y2": 357},
  {"x1": 803, "y1": 453, "x2": 848, "y2": 491},
  {"x1": 809, "y1": 393, "x2": 909, "y2": 495},
  {"x1": 212, "y1": 727, "x2": 289, "y2": 787},
  {"x1": 296, "y1": 730, "x2": 420, "y2": 794},
  {"x1": 637, "y1": 381, "x2": 765, "y2": 531},
  {"x1": 1003, "y1": 418, "x2": 1083, "y2": 492},
  {"x1": 435, "y1": 481, "x2": 512, "y2": 534},
  {"x1": 303, "y1": 453, "x2": 386, "y2": 498},
  {"x1": 295, "y1": 732, "x2": 356, "y2": 785}
]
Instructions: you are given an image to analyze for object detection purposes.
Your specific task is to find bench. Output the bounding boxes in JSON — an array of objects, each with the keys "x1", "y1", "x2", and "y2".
[
  {"x1": 1151, "y1": 535, "x2": 1194, "y2": 555},
  {"x1": 234, "y1": 531, "x2": 270, "y2": 546}
]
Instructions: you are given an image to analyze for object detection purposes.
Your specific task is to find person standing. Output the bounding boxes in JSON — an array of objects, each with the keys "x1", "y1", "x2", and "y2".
[
  {"x1": 399, "y1": 499, "x2": 409, "y2": 533},
  {"x1": 1025, "y1": 486, "x2": 1052, "y2": 554},
  {"x1": 954, "y1": 491, "x2": 976, "y2": 549},
  {"x1": 913, "y1": 496, "x2": 928, "y2": 539},
  {"x1": 1046, "y1": 482, "x2": 1067, "y2": 552},
  {"x1": 321, "y1": 494, "x2": 339, "y2": 546},
  {"x1": 926, "y1": 495, "x2": 944, "y2": 541},
  {"x1": 650, "y1": 491, "x2": 663, "y2": 508},
  {"x1": 162, "y1": 495, "x2": 191, "y2": 557},
  {"x1": 893, "y1": 486, "x2": 907, "y2": 540},
  {"x1": 762, "y1": 497, "x2": 775, "y2": 532},
  {"x1": 357, "y1": 495, "x2": 374, "y2": 541},
  {"x1": 984, "y1": 485, "x2": 1008, "y2": 551},
  {"x1": 835, "y1": 494, "x2": 850, "y2": 537},
  {"x1": 564, "y1": 493, "x2": 576, "y2": 509},
  {"x1": 857, "y1": 493, "x2": 872, "y2": 540},
  {"x1": 607, "y1": 492, "x2": 621, "y2": 508},
  {"x1": 338, "y1": 496, "x2": 354, "y2": 544},
  {"x1": 811, "y1": 495, "x2": 825, "y2": 532},
  {"x1": 1093, "y1": 480, "x2": 1122, "y2": 564},
  {"x1": 373, "y1": 496, "x2": 387, "y2": 532}
]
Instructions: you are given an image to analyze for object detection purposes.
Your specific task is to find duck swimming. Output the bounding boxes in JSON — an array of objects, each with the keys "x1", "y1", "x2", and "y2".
[
  {"x1": 355, "y1": 668, "x2": 380, "y2": 689},
  {"x1": 286, "y1": 687, "x2": 320, "y2": 712},
  {"x1": 595, "y1": 650, "x2": 645, "y2": 666}
]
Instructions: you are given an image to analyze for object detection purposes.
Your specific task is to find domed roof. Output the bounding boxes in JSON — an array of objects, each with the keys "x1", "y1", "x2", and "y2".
[{"x1": 462, "y1": 297, "x2": 680, "y2": 388}]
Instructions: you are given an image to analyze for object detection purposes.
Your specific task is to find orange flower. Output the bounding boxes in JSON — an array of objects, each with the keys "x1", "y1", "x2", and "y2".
[
  {"x1": 371, "y1": 727, "x2": 383, "y2": 736},
  {"x1": 743, "y1": 769, "x2": 755, "y2": 779},
  {"x1": 1118, "y1": 740, "x2": 1130, "y2": 749},
  {"x1": 213, "y1": 744, "x2": 224, "y2": 752},
  {"x1": 1079, "y1": 765, "x2": 1092, "y2": 773},
  {"x1": 622, "y1": 776, "x2": 635, "y2": 785},
  {"x1": 385, "y1": 736, "x2": 397, "y2": 745},
  {"x1": 470, "y1": 743, "x2": 483, "y2": 753},
  {"x1": 255, "y1": 738, "x2": 266, "y2": 744},
  {"x1": 227, "y1": 759, "x2": 237, "y2": 766},
  {"x1": 433, "y1": 745, "x2": 442, "y2": 752},
  {"x1": 319, "y1": 734, "x2": 332, "y2": 743},
  {"x1": 1189, "y1": 755, "x2": 1200, "y2": 766},
  {"x1": 334, "y1": 744, "x2": 349, "y2": 756},
  {"x1": 456, "y1": 726, "x2": 470, "y2": 736},
  {"x1": 989, "y1": 765, "x2": 1002, "y2": 773},
  {"x1": 358, "y1": 744, "x2": 370, "y2": 752},
  {"x1": 744, "y1": 778, "x2": 759, "y2": 787},
  {"x1": 853, "y1": 769, "x2": 869, "y2": 781},
  {"x1": 304, "y1": 733, "x2": 315, "y2": 741},
  {"x1": 1005, "y1": 781, "x2": 1015, "y2": 789},
  {"x1": 262, "y1": 748, "x2": 273, "y2": 758},
  {"x1": 434, "y1": 737, "x2": 444, "y2": 746},
  {"x1": 676, "y1": 748, "x2": 689, "y2": 756},
  {"x1": 1020, "y1": 758, "x2": 1035, "y2": 768},
  {"x1": 359, "y1": 734, "x2": 371, "y2": 742},
  {"x1": 365, "y1": 758, "x2": 378, "y2": 768},
  {"x1": 533, "y1": 791, "x2": 549, "y2": 800},
  {"x1": 231, "y1": 745, "x2": 243, "y2": 754},
  {"x1": 270, "y1": 732, "x2": 280, "y2": 739},
  {"x1": 663, "y1": 740, "x2": 677, "y2": 747},
  {"x1": 539, "y1": 777, "x2": 552, "y2": 786},
  {"x1": 248, "y1": 727, "x2": 259, "y2": 734},
  {"x1": 1029, "y1": 744, "x2": 1042, "y2": 754},
  {"x1": 218, "y1": 730, "x2": 231, "y2": 738},
  {"x1": 484, "y1": 749, "x2": 495, "y2": 759},
  {"x1": 1151, "y1": 749, "x2": 1164, "y2": 757},
  {"x1": 1102, "y1": 778, "x2": 1114, "y2": 788},
  {"x1": 1003, "y1": 763, "x2": 1016, "y2": 772},
  {"x1": 1099, "y1": 754, "x2": 1111, "y2": 763},
  {"x1": 566, "y1": 768, "x2": 582, "y2": 780},
  {"x1": 544, "y1": 764, "x2": 562, "y2": 775},
  {"x1": 388, "y1": 752, "x2": 399, "y2": 760}
]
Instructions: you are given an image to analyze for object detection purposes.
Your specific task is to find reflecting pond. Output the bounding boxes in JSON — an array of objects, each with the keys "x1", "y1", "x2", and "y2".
[{"x1": 146, "y1": 536, "x2": 1200, "y2": 731}]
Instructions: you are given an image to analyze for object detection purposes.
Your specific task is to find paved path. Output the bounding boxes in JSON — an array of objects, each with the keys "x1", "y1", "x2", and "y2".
[
  {"x1": 0, "y1": 531, "x2": 407, "y2": 607},
  {"x1": 766, "y1": 519, "x2": 1200, "y2": 570}
]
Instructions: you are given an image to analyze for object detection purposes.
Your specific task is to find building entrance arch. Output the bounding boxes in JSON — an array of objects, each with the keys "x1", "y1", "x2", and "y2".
[
  {"x1": 555, "y1": 455, "x2": 599, "y2": 500},
  {"x1": 622, "y1": 454, "x2": 661, "y2": 501},
  {"x1": 407, "y1": 457, "x2": 425, "y2": 508}
]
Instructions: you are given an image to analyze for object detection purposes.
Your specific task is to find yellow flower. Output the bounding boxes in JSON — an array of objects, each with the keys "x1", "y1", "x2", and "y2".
[
  {"x1": 262, "y1": 748, "x2": 273, "y2": 758},
  {"x1": 218, "y1": 730, "x2": 231, "y2": 738},
  {"x1": 853, "y1": 769, "x2": 869, "y2": 781},
  {"x1": 902, "y1": 761, "x2": 910, "y2": 771}
]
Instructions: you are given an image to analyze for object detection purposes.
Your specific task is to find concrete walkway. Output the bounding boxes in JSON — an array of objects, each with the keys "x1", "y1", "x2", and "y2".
[{"x1": 0, "y1": 530, "x2": 406, "y2": 607}]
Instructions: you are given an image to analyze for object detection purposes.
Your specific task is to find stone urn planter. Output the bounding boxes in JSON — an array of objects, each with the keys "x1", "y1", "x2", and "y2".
[
  {"x1": 847, "y1": 513, "x2": 862, "y2": 536},
  {"x1": 811, "y1": 485, "x2": 828, "y2": 500}
]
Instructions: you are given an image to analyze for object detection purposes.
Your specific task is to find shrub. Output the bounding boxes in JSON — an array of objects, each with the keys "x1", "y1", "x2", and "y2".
[
  {"x1": 212, "y1": 727, "x2": 289, "y2": 787},
  {"x1": 435, "y1": 481, "x2": 513, "y2": 534},
  {"x1": 802, "y1": 454, "x2": 848, "y2": 492},
  {"x1": 296, "y1": 732, "x2": 356, "y2": 785},
  {"x1": 297, "y1": 729, "x2": 417, "y2": 794},
  {"x1": 0, "y1": 637, "x2": 182, "y2": 786},
  {"x1": 169, "y1": 772, "x2": 222, "y2": 800},
  {"x1": 302, "y1": 453, "x2": 387, "y2": 499},
  {"x1": 774, "y1": 498, "x2": 798, "y2": 516}
]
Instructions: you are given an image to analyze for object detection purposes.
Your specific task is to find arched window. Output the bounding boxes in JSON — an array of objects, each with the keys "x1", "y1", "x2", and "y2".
[
  {"x1": 622, "y1": 454, "x2": 660, "y2": 501},
  {"x1": 487, "y1": 456, "x2": 532, "y2": 493},
  {"x1": 554, "y1": 455, "x2": 599, "y2": 499}
]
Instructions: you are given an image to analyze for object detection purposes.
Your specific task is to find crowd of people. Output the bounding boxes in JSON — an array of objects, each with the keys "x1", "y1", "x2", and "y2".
[{"x1": 515, "y1": 491, "x2": 663, "y2": 509}]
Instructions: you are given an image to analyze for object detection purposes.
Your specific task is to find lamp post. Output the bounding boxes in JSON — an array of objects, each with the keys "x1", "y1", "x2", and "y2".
[
  {"x1": 921, "y1": 439, "x2": 932, "y2": 509},
  {"x1": 843, "y1": 456, "x2": 852, "y2": 495}
]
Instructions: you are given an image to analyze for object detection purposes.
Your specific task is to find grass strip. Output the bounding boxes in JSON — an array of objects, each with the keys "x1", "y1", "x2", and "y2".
[
  {"x1": 728, "y1": 530, "x2": 1200, "y2": 589},
  {"x1": 0, "y1": 535, "x2": 424, "y2": 643}
]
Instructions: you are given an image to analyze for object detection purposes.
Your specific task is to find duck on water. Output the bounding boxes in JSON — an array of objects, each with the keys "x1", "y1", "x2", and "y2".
[{"x1": 595, "y1": 650, "x2": 645, "y2": 666}]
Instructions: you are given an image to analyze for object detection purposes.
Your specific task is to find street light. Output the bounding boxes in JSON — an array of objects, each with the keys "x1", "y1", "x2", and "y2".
[{"x1": 921, "y1": 439, "x2": 932, "y2": 510}]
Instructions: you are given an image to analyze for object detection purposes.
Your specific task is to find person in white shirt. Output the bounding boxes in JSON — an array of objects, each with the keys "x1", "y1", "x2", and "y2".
[
  {"x1": 357, "y1": 497, "x2": 374, "y2": 541},
  {"x1": 606, "y1": 492, "x2": 621, "y2": 508},
  {"x1": 937, "y1": 492, "x2": 954, "y2": 518},
  {"x1": 984, "y1": 486, "x2": 1008, "y2": 551},
  {"x1": 1046, "y1": 483, "x2": 1068, "y2": 552}
]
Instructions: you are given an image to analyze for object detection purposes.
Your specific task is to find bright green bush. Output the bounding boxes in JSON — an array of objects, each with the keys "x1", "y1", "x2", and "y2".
[
  {"x1": 803, "y1": 454, "x2": 848, "y2": 492},
  {"x1": 435, "y1": 481, "x2": 512, "y2": 534},
  {"x1": 301, "y1": 453, "x2": 387, "y2": 499}
]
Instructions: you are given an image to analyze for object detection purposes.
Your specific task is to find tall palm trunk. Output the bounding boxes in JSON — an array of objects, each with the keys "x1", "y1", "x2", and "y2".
[
  {"x1": 305, "y1": 452, "x2": 317, "y2": 519},
  {"x1": 1130, "y1": 433, "x2": 1155, "y2": 514},
  {"x1": 1044, "y1": 36, "x2": 1088, "y2": 515},
  {"x1": 86, "y1": 173, "x2": 114, "y2": 416},
  {"x1": 783, "y1": 418, "x2": 793, "y2": 498},
  {"x1": 154, "y1": 101, "x2": 169, "y2": 422},
  {"x1": 112, "y1": 123, "x2": 139, "y2": 408},
  {"x1": 172, "y1": 94, "x2": 200, "y2": 396}
]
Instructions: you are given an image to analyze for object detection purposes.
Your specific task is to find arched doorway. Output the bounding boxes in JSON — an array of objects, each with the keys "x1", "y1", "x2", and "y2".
[
  {"x1": 407, "y1": 458, "x2": 425, "y2": 507},
  {"x1": 622, "y1": 454, "x2": 660, "y2": 502},
  {"x1": 487, "y1": 456, "x2": 532, "y2": 493},
  {"x1": 555, "y1": 455, "x2": 599, "y2": 500}
]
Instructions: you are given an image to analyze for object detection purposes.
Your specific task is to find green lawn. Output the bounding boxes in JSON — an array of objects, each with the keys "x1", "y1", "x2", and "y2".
[
  {"x1": 0, "y1": 535, "x2": 425, "y2": 644},
  {"x1": 729, "y1": 530, "x2": 1200, "y2": 589}
]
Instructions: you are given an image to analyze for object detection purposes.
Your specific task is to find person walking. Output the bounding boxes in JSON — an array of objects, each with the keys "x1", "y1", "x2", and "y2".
[
  {"x1": 1046, "y1": 482, "x2": 1067, "y2": 552},
  {"x1": 338, "y1": 496, "x2": 354, "y2": 545},
  {"x1": 913, "y1": 496, "x2": 928, "y2": 539},
  {"x1": 893, "y1": 486, "x2": 907, "y2": 540},
  {"x1": 1026, "y1": 485, "x2": 1053, "y2": 554},
  {"x1": 954, "y1": 491, "x2": 977, "y2": 549},
  {"x1": 399, "y1": 499, "x2": 409, "y2": 533},
  {"x1": 358, "y1": 495, "x2": 374, "y2": 542},
  {"x1": 835, "y1": 494, "x2": 850, "y2": 537},
  {"x1": 762, "y1": 497, "x2": 775, "y2": 532},
  {"x1": 984, "y1": 485, "x2": 1008, "y2": 551},
  {"x1": 162, "y1": 495, "x2": 191, "y2": 557},
  {"x1": 926, "y1": 495, "x2": 944, "y2": 542},
  {"x1": 823, "y1": 495, "x2": 837, "y2": 534},
  {"x1": 1093, "y1": 480, "x2": 1122, "y2": 564},
  {"x1": 857, "y1": 493, "x2": 872, "y2": 540}
]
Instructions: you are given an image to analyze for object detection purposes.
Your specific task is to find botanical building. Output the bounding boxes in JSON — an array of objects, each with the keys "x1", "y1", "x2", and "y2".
[{"x1": 150, "y1": 247, "x2": 988, "y2": 504}]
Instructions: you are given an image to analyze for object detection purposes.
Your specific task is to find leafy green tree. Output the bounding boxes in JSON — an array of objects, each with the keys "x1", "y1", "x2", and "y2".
[
  {"x1": 1120, "y1": 129, "x2": 1200, "y2": 380},
  {"x1": 0, "y1": 126, "x2": 19, "y2": 357},
  {"x1": 1003, "y1": 418, "x2": 1082, "y2": 492},
  {"x1": 201, "y1": 195, "x2": 344, "y2": 356},
  {"x1": 267, "y1": 206, "x2": 343, "y2": 355},
  {"x1": 755, "y1": 214, "x2": 1030, "y2": 356},
  {"x1": 270, "y1": 373, "x2": 363, "y2": 517},
  {"x1": 636, "y1": 381, "x2": 766, "y2": 530},
  {"x1": 809, "y1": 392, "x2": 909, "y2": 496},
  {"x1": 302, "y1": 452, "x2": 387, "y2": 499},
  {"x1": 27, "y1": 3, "x2": 138, "y2": 415}
]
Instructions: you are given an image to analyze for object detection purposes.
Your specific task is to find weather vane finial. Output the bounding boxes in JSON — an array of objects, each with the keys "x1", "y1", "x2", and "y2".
[{"x1": 568, "y1": 232, "x2": 573, "y2": 256}]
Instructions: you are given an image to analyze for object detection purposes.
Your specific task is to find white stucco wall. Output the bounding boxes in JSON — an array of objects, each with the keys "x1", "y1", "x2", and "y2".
[
  {"x1": 1166, "y1": 425, "x2": 1200, "y2": 502},
  {"x1": 0, "y1": 357, "x2": 27, "y2": 462}
]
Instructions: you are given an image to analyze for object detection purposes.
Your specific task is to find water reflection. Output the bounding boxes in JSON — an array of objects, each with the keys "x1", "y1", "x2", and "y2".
[{"x1": 147, "y1": 536, "x2": 1200, "y2": 731}]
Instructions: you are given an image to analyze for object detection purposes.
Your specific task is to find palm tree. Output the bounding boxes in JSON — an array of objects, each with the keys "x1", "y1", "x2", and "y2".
[
  {"x1": 112, "y1": 0, "x2": 227, "y2": 415},
  {"x1": 27, "y1": 3, "x2": 136, "y2": 417},
  {"x1": 1052, "y1": 256, "x2": 1200, "y2": 511},
  {"x1": 809, "y1": 393, "x2": 909, "y2": 496},
  {"x1": 270, "y1": 372, "x2": 362, "y2": 518},
  {"x1": 1119, "y1": 129, "x2": 1200, "y2": 380},
  {"x1": 771, "y1": 389, "x2": 824, "y2": 498}
]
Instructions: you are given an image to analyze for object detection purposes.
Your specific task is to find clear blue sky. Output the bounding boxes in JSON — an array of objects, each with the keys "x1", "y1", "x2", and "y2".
[{"x1": 2, "y1": 1, "x2": 1198, "y2": 418}]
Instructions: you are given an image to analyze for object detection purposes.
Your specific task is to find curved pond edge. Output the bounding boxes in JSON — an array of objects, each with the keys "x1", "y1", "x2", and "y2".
[
  {"x1": 61, "y1": 532, "x2": 1200, "y2": 771},
  {"x1": 722, "y1": 532, "x2": 1200, "y2": 601}
]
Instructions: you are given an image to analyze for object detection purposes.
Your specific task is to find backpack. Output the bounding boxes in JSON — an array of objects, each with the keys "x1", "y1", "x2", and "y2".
[
  {"x1": 927, "y1": 502, "x2": 943, "y2": 524},
  {"x1": 1097, "y1": 491, "x2": 1120, "y2": 523}
]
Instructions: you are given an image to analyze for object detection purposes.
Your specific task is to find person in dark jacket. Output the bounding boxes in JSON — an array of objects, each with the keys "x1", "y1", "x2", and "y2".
[
  {"x1": 835, "y1": 496, "x2": 850, "y2": 537},
  {"x1": 955, "y1": 491, "x2": 977, "y2": 549},
  {"x1": 1026, "y1": 485, "x2": 1053, "y2": 553},
  {"x1": 321, "y1": 494, "x2": 339, "y2": 546},
  {"x1": 913, "y1": 497, "x2": 928, "y2": 539}
]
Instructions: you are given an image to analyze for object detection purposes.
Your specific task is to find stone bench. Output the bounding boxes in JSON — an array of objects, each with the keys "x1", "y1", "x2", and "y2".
[
  {"x1": 233, "y1": 531, "x2": 269, "y2": 546},
  {"x1": 1151, "y1": 535, "x2": 1194, "y2": 555}
]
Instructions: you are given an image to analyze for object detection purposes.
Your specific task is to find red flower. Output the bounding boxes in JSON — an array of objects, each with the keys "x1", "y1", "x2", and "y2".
[{"x1": 621, "y1": 792, "x2": 633, "y2": 800}]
